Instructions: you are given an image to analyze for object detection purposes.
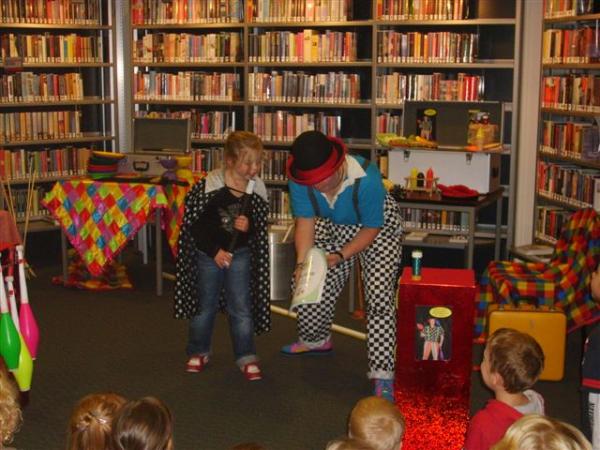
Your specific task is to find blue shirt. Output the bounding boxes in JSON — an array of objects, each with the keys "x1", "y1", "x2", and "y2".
[{"x1": 288, "y1": 155, "x2": 385, "y2": 228}]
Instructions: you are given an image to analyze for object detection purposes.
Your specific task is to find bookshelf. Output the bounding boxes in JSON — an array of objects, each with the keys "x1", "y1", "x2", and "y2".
[
  {"x1": 0, "y1": 0, "x2": 118, "y2": 234},
  {"x1": 535, "y1": 3, "x2": 600, "y2": 245},
  {"x1": 129, "y1": 0, "x2": 521, "y2": 233}
]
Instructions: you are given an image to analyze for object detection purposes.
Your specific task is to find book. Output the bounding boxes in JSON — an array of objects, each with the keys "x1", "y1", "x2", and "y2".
[{"x1": 516, "y1": 244, "x2": 554, "y2": 257}]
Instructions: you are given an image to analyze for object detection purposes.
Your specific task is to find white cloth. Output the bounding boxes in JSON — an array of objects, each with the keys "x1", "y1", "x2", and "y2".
[
  {"x1": 513, "y1": 389, "x2": 545, "y2": 415},
  {"x1": 205, "y1": 169, "x2": 268, "y2": 201}
]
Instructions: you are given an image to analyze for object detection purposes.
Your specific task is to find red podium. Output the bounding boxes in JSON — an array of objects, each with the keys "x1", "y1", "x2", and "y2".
[{"x1": 396, "y1": 267, "x2": 477, "y2": 450}]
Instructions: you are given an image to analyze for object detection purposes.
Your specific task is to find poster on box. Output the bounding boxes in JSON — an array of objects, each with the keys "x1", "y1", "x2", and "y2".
[
  {"x1": 415, "y1": 305, "x2": 453, "y2": 361},
  {"x1": 416, "y1": 108, "x2": 437, "y2": 141}
]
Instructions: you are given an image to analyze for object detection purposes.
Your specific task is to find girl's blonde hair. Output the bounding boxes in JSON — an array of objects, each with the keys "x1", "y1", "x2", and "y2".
[
  {"x1": 491, "y1": 414, "x2": 592, "y2": 450},
  {"x1": 0, "y1": 363, "x2": 22, "y2": 445},
  {"x1": 224, "y1": 131, "x2": 263, "y2": 164},
  {"x1": 112, "y1": 396, "x2": 173, "y2": 450},
  {"x1": 67, "y1": 392, "x2": 126, "y2": 450},
  {"x1": 349, "y1": 396, "x2": 405, "y2": 450}
]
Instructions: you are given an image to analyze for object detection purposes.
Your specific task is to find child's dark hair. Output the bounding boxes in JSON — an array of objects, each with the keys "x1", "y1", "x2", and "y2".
[
  {"x1": 224, "y1": 131, "x2": 263, "y2": 163},
  {"x1": 487, "y1": 328, "x2": 545, "y2": 393},
  {"x1": 67, "y1": 392, "x2": 126, "y2": 450},
  {"x1": 112, "y1": 396, "x2": 173, "y2": 450}
]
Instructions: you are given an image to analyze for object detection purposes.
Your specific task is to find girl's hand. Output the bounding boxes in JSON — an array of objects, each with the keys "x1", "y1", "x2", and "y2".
[
  {"x1": 233, "y1": 215, "x2": 249, "y2": 232},
  {"x1": 214, "y1": 249, "x2": 233, "y2": 269}
]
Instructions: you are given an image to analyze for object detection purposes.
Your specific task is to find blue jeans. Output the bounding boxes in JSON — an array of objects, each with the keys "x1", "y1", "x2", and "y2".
[{"x1": 186, "y1": 247, "x2": 257, "y2": 367}]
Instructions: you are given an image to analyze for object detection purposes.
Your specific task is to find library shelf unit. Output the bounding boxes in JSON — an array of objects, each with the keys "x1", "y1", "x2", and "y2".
[
  {"x1": 128, "y1": 0, "x2": 522, "y2": 238},
  {"x1": 534, "y1": 8, "x2": 600, "y2": 249},
  {"x1": 0, "y1": 0, "x2": 118, "y2": 239}
]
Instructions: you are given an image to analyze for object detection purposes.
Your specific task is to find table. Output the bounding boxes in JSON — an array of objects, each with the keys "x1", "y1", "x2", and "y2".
[
  {"x1": 397, "y1": 188, "x2": 504, "y2": 268},
  {"x1": 0, "y1": 210, "x2": 21, "y2": 251},
  {"x1": 42, "y1": 179, "x2": 168, "y2": 295}
]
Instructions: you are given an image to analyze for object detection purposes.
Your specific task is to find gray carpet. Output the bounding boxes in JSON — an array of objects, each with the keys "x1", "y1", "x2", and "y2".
[{"x1": 10, "y1": 250, "x2": 584, "y2": 450}]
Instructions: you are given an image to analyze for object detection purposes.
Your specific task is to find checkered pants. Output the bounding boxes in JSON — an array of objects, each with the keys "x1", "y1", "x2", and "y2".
[{"x1": 296, "y1": 194, "x2": 403, "y2": 380}]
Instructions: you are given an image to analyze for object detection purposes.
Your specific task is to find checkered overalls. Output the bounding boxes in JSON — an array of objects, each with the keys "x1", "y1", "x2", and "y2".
[{"x1": 296, "y1": 194, "x2": 403, "y2": 380}]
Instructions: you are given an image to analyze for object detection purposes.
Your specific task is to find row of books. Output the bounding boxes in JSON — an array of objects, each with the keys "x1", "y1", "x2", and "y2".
[
  {"x1": 135, "y1": 110, "x2": 236, "y2": 139},
  {"x1": 133, "y1": 71, "x2": 241, "y2": 101},
  {"x1": 4, "y1": 185, "x2": 51, "y2": 220},
  {"x1": 133, "y1": 32, "x2": 242, "y2": 64},
  {"x1": 540, "y1": 120, "x2": 600, "y2": 160},
  {"x1": 375, "y1": 72, "x2": 484, "y2": 103},
  {"x1": 544, "y1": 0, "x2": 598, "y2": 18},
  {"x1": 400, "y1": 207, "x2": 469, "y2": 232},
  {"x1": 542, "y1": 75, "x2": 600, "y2": 112},
  {"x1": 0, "y1": 72, "x2": 84, "y2": 103},
  {"x1": 537, "y1": 160, "x2": 599, "y2": 208},
  {"x1": 0, "y1": 147, "x2": 91, "y2": 180},
  {"x1": 376, "y1": 112, "x2": 402, "y2": 134},
  {"x1": 268, "y1": 188, "x2": 292, "y2": 220},
  {"x1": 0, "y1": 33, "x2": 103, "y2": 63},
  {"x1": 247, "y1": 0, "x2": 353, "y2": 22},
  {"x1": 0, "y1": 110, "x2": 82, "y2": 143},
  {"x1": 376, "y1": 0, "x2": 470, "y2": 20},
  {"x1": 248, "y1": 71, "x2": 361, "y2": 103},
  {"x1": 536, "y1": 206, "x2": 570, "y2": 243},
  {"x1": 131, "y1": 0, "x2": 243, "y2": 25},
  {"x1": 248, "y1": 30, "x2": 357, "y2": 62},
  {"x1": 377, "y1": 31, "x2": 478, "y2": 63},
  {"x1": 1, "y1": 0, "x2": 100, "y2": 24},
  {"x1": 542, "y1": 27, "x2": 600, "y2": 64},
  {"x1": 261, "y1": 149, "x2": 289, "y2": 181},
  {"x1": 252, "y1": 111, "x2": 341, "y2": 141}
]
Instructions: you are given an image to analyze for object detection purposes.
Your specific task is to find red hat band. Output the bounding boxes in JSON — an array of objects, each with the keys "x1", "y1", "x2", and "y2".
[{"x1": 287, "y1": 136, "x2": 346, "y2": 185}]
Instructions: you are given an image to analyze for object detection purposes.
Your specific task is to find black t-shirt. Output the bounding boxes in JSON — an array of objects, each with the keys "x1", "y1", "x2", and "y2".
[{"x1": 190, "y1": 186, "x2": 254, "y2": 258}]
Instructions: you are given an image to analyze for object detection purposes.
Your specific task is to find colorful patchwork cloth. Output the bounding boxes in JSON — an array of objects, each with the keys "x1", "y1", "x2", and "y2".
[
  {"x1": 42, "y1": 179, "x2": 167, "y2": 276},
  {"x1": 476, "y1": 208, "x2": 600, "y2": 338},
  {"x1": 162, "y1": 177, "x2": 202, "y2": 258}
]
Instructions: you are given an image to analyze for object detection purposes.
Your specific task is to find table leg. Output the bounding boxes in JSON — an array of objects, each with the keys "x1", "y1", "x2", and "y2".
[
  {"x1": 155, "y1": 209, "x2": 163, "y2": 296},
  {"x1": 467, "y1": 210, "x2": 475, "y2": 269},
  {"x1": 495, "y1": 195, "x2": 503, "y2": 260},
  {"x1": 61, "y1": 231, "x2": 68, "y2": 284}
]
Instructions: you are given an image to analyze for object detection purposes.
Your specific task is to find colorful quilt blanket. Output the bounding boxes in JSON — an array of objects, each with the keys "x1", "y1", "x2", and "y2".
[{"x1": 476, "y1": 208, "x2": 600, "y2": 337}]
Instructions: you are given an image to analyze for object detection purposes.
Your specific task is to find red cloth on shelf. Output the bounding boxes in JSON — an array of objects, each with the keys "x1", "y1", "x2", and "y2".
[{"x1": 0, "y1": 210, "x2": 21, "y2": 251}]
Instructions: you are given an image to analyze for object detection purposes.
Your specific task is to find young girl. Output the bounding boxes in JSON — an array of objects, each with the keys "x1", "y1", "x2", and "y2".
[
  {"x1": 112, "y1": 397, "x2": 173, "y2": 450},
  {"x1": 174, "y1": 131, "x2": 270, "y2": 381},
  {"x1": 66, "y1": 392, "x2": 126, "y2": 450}
]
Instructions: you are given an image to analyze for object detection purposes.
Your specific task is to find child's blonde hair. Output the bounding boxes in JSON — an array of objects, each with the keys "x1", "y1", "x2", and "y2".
[
  {"x1": 112, "y1": 396, "x2": 173, "y2": 450},
  {"x1": 224, "y1": 131, "x2": 263, "y2": 164},
  {"x1": 230, "y1": 443, "x2": 267, "y2": 450},
  {"x1": 348, "y1": 396, "x2": 405, "y2": 450},
  {"x1": 487, "y1": 328, "x2": 545, "y2": 393},
  {"x1": 326, "y1": 437, "x2": 375, "y2": 450},
  {"x1": 0, "y1": 362, "x2": 22, "y2": 445},
  {"x1": 491, "y1": 414, "x2": 592, "y2": 450},
  {"x1": 67, "y1": 392, "x2": 126, "y2": 450}
]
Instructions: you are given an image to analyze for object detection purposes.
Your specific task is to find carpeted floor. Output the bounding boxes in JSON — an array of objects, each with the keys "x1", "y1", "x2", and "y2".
[{"x1": 10, "y1": 247, "x2": 585, "y2": 450}]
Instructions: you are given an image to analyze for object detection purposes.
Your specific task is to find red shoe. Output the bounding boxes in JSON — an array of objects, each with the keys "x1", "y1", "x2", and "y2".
[
  {"x1": 241, "y1": 363, "x2": 262, "y2": 381},
  {"x1": 186, "y1": 355, "x2": 208, "y2": 373}
]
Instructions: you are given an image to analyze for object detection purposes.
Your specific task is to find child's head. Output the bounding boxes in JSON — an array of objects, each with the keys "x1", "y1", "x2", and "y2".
[
  {"x1": 482, "y1": 328, "x2": 544, "y2": 394},
  {"x1": 224, "y1": 131, "x2": 263, "y2": 177},
  {"x1": 326, "y1": 437, "x2": 375, "y2": 450},
  {"x1": 491, "y1": 414, "x2": 592, "y2": 450},
  {"x1": 67, "y1": 392, "x2": 126, "y2": 450},
  {"x1": 348, "y1": 396, "x2": 405, "y2": 450},
  {"x1": 112, "y1": 396, "x2": 173, "y2": 450},
  {"x1": 0, "y1": 362, "x2": 22, "y2": 446}
]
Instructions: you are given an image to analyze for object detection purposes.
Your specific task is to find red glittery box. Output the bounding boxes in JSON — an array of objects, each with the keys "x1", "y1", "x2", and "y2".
[{"x1": 396, "y1": 267, "x2": 477, "y2": 450}]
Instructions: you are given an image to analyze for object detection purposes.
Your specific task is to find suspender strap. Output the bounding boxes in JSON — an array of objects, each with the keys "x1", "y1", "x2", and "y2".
[{"x1": 307, "y1": 158, "x2": 371, "y2": 223}]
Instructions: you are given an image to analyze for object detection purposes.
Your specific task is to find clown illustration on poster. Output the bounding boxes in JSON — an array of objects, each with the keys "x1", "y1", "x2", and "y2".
[{"x1": 415, "y1": 305, "x2": 452, "y2": 361}]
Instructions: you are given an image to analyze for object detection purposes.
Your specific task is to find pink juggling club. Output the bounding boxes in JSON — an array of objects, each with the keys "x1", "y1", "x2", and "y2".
[{"x1": 16, "y1": 245, "x2": 39, "y2": 359}]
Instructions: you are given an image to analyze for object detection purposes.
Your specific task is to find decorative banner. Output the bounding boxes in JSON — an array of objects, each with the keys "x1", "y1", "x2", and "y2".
[
  {"x1": 42, "y1": 179, "x2": 167, "y2": 276},
  {"x1": 162, "y1": 176, "x2": 202, "y2": 257}
]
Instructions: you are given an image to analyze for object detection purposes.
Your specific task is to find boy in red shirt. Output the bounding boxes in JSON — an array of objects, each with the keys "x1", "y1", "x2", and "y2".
[{"x1": 464, "y1": 328, "x2": 546, "y2": 450}]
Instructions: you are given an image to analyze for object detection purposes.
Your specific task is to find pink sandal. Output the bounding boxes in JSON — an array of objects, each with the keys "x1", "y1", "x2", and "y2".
[
  {"x1": 241, "y1": 363, "x2": 262, "y2": 381},
  {"x1": 186, "y1": 355, "x2": 208, "y2": 373}
]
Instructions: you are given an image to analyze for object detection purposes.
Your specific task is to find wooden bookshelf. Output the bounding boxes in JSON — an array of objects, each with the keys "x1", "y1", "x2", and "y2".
[
  {"x1": 129, "y1": 0, "x2": 521, "y2": 230},
  {"x1": 0, "y1": 0, "x2": 118, "y2": 233}
]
